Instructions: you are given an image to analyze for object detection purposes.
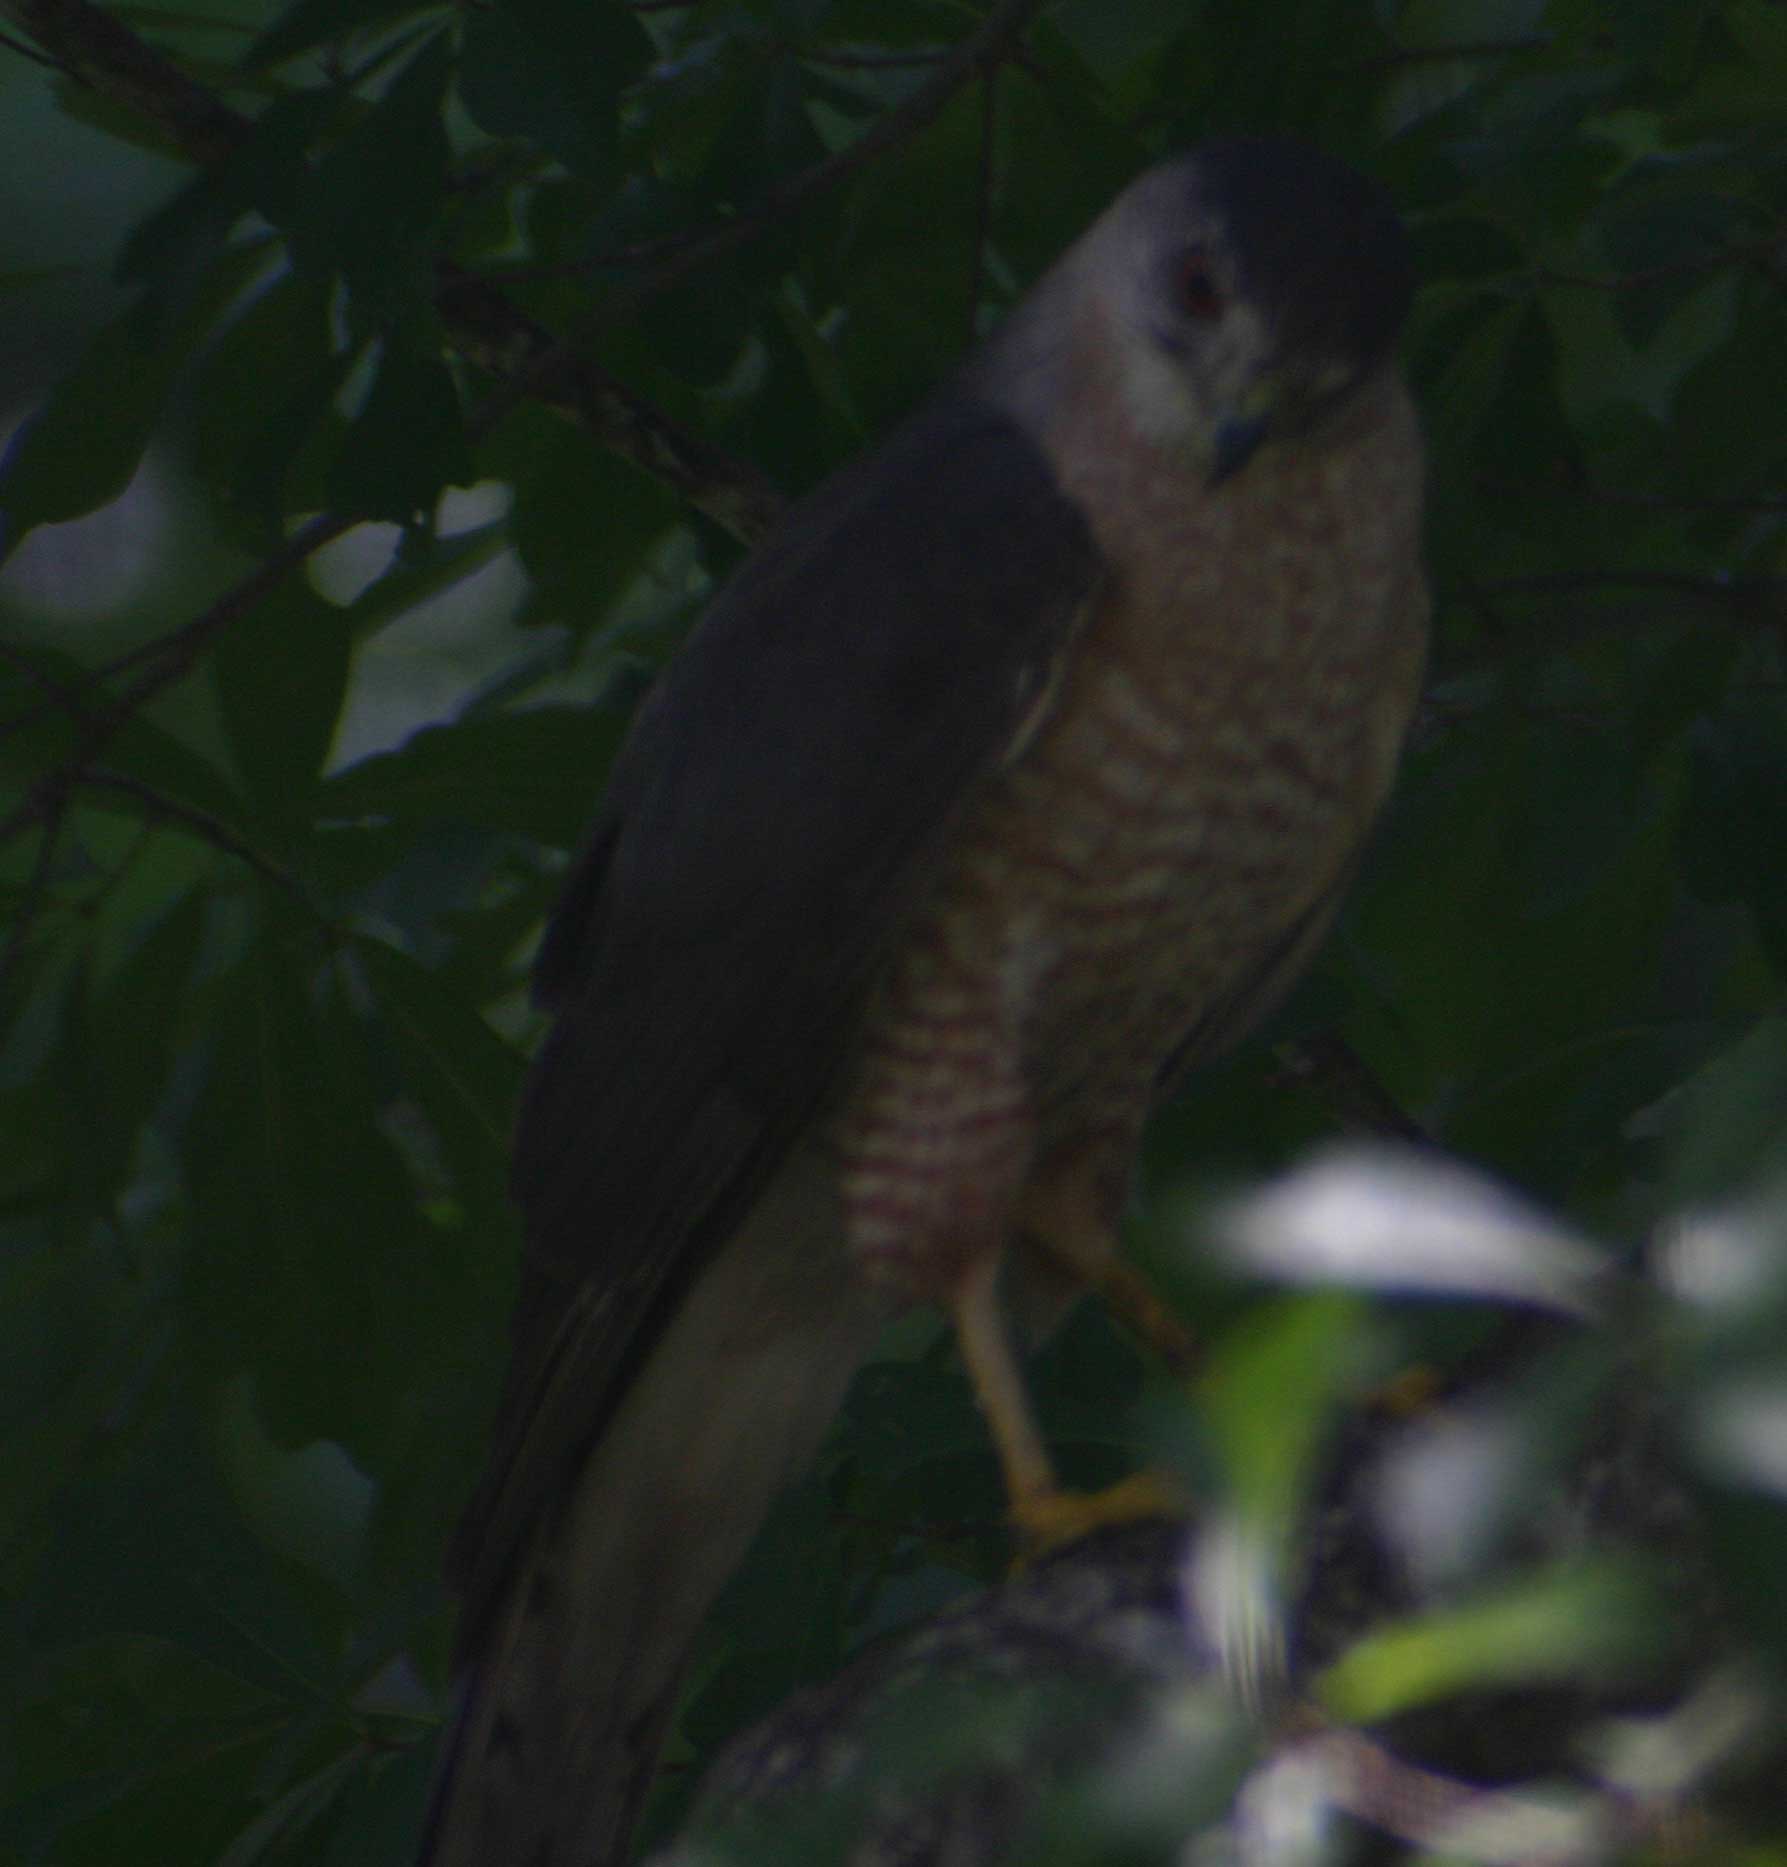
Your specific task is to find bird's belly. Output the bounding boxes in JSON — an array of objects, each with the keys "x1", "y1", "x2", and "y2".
[
  {"x1": 992, "y1": 656, "x2": 1364, "y2": 1116},
  {"x1": 829, "y1": 639, "x2": 1378, "y2": 1289}
]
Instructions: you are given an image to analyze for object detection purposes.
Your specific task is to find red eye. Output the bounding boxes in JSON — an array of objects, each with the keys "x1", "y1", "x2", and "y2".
[{"x1": 1172, "y1": 247, "x2": 1224, "y2": 321}]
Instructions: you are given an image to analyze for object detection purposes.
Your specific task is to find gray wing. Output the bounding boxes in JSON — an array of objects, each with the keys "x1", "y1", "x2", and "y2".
[{"x1": 451, "y1": 390, "x2": 1103, "y2": 1635}]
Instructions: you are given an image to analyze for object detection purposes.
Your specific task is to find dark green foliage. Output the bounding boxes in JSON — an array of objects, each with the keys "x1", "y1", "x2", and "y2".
[{"x1": 3, "y1": 0, "x2": 1787, "y2": 1860}]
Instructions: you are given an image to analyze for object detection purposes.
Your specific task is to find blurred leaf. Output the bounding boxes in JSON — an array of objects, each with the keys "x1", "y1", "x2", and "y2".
[
  {"x1": 216, "y1": 1746, "x2": 366, "y2": 1866},
  {"x1": 13, "y1": 3, "x2": 1787, "y2": 1857},
  {"x1": 1315, "y1": 1558, "x2": 1663, "y2": 1721},
  {"x1": 1210, "y1": 1147, "x2": 1610, "y2": 1316},
  {"x1": 1656, "y1": 1016, "x2": 1787, "y2": 1202},
  {"x1": 1684, "y1": 704, "x2": 1787, "y2": 971},
  {"x1": 1210, "y1": 1295, "x2": 1369, "y2": 1508}
]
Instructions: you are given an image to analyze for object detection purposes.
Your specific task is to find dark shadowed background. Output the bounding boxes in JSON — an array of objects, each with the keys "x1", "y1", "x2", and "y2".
[{"x1": 3, "y1": 1, "x2": 1786, "y2": 1860}]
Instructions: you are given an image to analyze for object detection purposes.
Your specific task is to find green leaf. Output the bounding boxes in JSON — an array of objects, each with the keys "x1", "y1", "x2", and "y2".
[
  {"x1": 0, "y1": 221, "x2": 271, "y2": 557},
  {"x1": 1656, "y1": 1015, "x2": 1787, "y2": 1204},
  {"x1": 319, "y1": 704, "x2": 630, "y2": 847},
  {"x1": 492, "y1": 407, "x2": 683, "y2": 628},
  {"x1": 459, "y1": 0, "x2": 653, "y2": 182},
  {"x1": 328, "y1": 340, "x2": 472, "y2": 522},
  {"x1": 29, "y1": 1421, "x2": 338, "y2": 1698},
  {"x1": 1315, "y1": 1558, "x2": 1664, "y2": 1721},
  {"x1": 834, "y1": 91, "x2": 986, "y2": 425},
  {"x1": 192, "y1": 267, "x2": 343, "y2": 535},
  {"x1": 211, "y1": 581, "x2": 353, "y2": 818},
  {"x1": 1684, "y1": 706, "x2": 1787, "y2": 973},
  {"x1": 78, "y1": 888, "x2": 209, "y2": 1203},
  {"x1": 1198, "y1": 1292, "x2": 1372, "y2": 1550},
  {"x1": 289, "y1": 34, "x2": 452, "y2": 326},
  {"x1": 338, "y1": 517, "x2": 510, "y2": 636},
  {"x1": 86, "y1": 715, "x2": 261, "y2": 846},
  {"x1": 187, "y1": 937, "x2": 443, "y2": 1456},
  {"x1": 0, "y1": 315, "x2": 191, "y2": 556},
  {"x1": 353, "y1": 933, "x2": 525, "y2": 1220}
]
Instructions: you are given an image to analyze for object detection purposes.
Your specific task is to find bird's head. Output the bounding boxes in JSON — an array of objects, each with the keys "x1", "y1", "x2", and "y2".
[{"x1": 1069, "y1": 138, "x2": 1415, "y2": 481}]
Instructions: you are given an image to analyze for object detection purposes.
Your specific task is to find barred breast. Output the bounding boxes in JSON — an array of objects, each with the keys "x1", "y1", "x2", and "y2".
[{"x1": 830, "y1": 372, "x2": 1426, "y2": 1293}]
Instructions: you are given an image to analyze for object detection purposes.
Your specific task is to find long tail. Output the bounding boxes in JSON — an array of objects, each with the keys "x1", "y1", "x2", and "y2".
[{"x1": 418, "y1": 1151, "x2": 895, "y2": 1866}]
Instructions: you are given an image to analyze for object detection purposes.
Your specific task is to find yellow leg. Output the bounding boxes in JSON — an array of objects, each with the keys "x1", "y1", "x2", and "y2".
[
  {"x1": 948, "y1": 1251, "x2": 1058, "y2": 1515},
  {"x1": 948, "y1": 1250, "x2": 1187, "y2": 1554}
]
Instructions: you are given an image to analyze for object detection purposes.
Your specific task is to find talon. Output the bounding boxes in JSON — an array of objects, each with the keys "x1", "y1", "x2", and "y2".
[{"x1": 1011, "y1": 1468, "x2": 1189, "y2": 1560}]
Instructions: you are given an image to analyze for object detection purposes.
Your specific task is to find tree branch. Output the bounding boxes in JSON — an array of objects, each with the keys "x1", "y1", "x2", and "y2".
[
  {"x1": 438, "y1": 267, "x2": 786, "y2": 545},
  {"x1": 1272, "y1": 1032, "x2": 1431, "y2": 1147},
  {"x1": 1, "y1": 0, "x2": 248, "y2": 161},
  {"x1": 1, "y1": 0, "x2": 1045, "y2": 847},
  {"x1": 475, "y1": 0, "x2": 1050, "y2": 430},
  {"x1": 1, "y1": 0, "x2": 786, "y2": 546},
  {"x1": 82, "y1": 766, "x2": 311, "y2": 897},
  {"x1": 0, "y1": 512, "x2": 349, "y2": 853}
]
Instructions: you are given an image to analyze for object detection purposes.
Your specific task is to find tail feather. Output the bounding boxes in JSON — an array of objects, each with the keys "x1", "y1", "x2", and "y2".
[{"x1": 419, "y1": 1151, "x2": 895, "y2": 1866}]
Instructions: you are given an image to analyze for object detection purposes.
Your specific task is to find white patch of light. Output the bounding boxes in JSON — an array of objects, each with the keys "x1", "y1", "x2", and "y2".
[{"x1": 1214, "y1": 1146, "x2": 1608, "y2": 1318}]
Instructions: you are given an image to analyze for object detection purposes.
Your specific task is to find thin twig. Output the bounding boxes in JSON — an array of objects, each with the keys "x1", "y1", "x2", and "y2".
[
  {"x1": 83, "y1": 767, "x2": 311, "y2": 898},
  {"x1": 3, "y1": 0, "x2": 787, "y2": 544},
  {"x1": 0, "y1": 637, "x2": 99, "y2": 737},
  {"x1": 1312, "y1": 1726, "x2": 1603, "y2": 1862},
  {"x1": 0, "y1": 20, "x2": 64, "y2": 65},
  {"x1": 1, "y1": 0, "x2": 1042, "y2": 825},
  {"x1": 438, "y1": 266, "x2": 786, "y2": 544},
  {"x1": 469, "y1": 0, "x2": 1050, "y2": 437},
  {"x1": 0, "y1": 807, "x2": 65, "y2": 994},
  {"x1": 0, "y1": 513, "x2": 349, "y2": 851},
  {"x1": 1272, "y1": 1033, "x2": 1430, "y2": 1148},
  {"x1": 1, "y1": 0, "x2": 249, "y2": 160}
]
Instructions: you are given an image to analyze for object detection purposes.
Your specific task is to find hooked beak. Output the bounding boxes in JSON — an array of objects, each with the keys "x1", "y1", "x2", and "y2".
[
  {"x1": 1209, "y1": 376, "x2": 1280, "y2": 483},
  {"x1": 1210, "y1": 369, "x2": 1292, "y2": 485},
  {"x1": 1210, "y1": 413, "x2": 1269, "y2": 482}
]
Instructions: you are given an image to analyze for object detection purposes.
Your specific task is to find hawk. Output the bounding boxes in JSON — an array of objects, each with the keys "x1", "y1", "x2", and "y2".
[{"x1": 420, "y1": 135, "x2": 1426, "y2": 1867}]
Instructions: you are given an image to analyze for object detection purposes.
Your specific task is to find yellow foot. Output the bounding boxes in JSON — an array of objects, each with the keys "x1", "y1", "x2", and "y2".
[{"x1": 1011, "y1": 1468, "x2": 1188, "y2": 1561}]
